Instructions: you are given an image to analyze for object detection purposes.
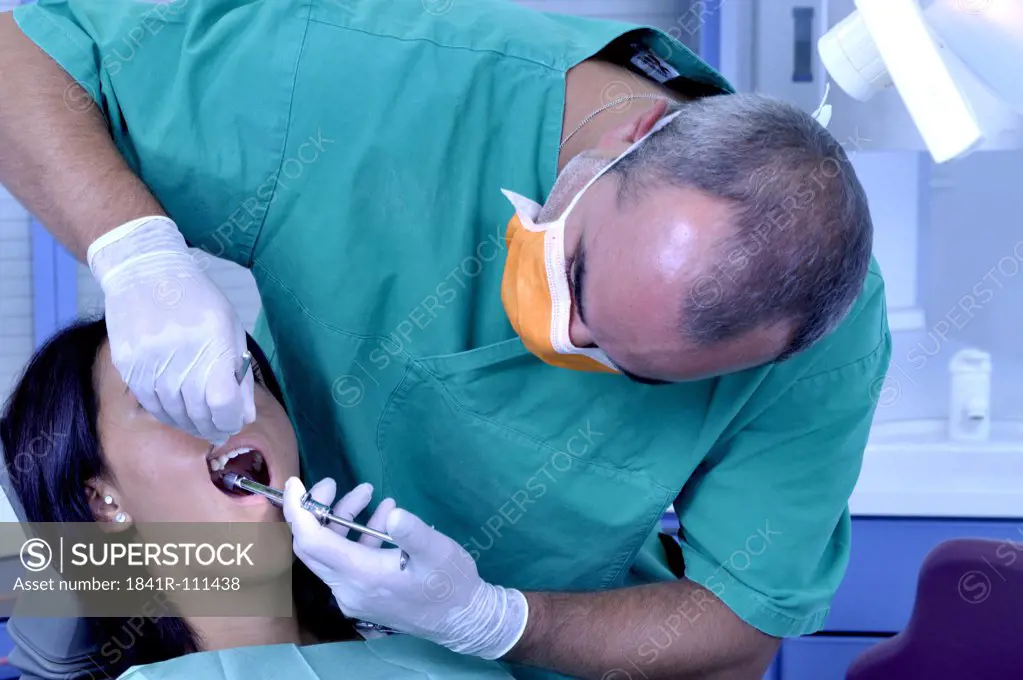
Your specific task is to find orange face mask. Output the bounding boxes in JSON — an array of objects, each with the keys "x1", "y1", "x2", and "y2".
[
  {"x1": 499, "y1": 111, "x2": 682, "y2": 373},
  {"x1": 500, "y1": 189, "x2": 618, "y2": 373}
]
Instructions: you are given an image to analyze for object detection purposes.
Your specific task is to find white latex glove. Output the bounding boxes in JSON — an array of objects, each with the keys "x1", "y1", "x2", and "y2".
[
  {"x1": 88, "y1": 216, "x2": 255, "y2": 444},
  {"x1": 283, "y1": 477, "x2": 529, "y2": 660}
]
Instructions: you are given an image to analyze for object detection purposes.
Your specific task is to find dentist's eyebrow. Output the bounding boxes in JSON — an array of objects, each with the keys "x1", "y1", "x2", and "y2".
[{"x1": 572, "y1": 242, "x2": 587, "y2": 326}]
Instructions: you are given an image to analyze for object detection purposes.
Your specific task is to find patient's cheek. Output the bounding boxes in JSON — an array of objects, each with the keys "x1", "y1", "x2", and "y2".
[{"x1": 98, "y1": 396, "x2": 149, "y2": 438}]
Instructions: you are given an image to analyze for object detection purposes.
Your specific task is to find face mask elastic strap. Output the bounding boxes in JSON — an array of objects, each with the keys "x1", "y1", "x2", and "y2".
[{"x1": 557, "y1": 110, "x2": 683, "y2": 221}]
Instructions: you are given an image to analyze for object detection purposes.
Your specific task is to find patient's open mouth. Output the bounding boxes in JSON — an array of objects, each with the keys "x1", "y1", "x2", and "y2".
[{"x1": 208, "y1": 447, "x2": 271, "y2": 495}]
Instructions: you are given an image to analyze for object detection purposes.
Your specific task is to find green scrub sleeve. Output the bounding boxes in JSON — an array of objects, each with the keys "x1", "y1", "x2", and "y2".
[
  {"x1": 674, "y1": 276, "x2": 892, "y2": 638},
  {"x1": 11, "y1": 0, "x2": 304, "y2": 266}
]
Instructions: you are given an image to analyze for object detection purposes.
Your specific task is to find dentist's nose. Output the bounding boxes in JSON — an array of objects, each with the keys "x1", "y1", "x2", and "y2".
[{"x1": 569, "y1": 313, "x2": 595, "y2": 349}]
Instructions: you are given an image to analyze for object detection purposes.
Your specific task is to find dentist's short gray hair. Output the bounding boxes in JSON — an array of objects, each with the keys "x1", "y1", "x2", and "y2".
[{"x1": 611, "y1": 93, "x2": 873, "y2": 361}]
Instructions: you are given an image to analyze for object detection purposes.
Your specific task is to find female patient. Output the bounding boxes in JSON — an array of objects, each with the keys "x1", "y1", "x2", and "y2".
[
  {"x1": 0, "y1": 318, "x2": 511, "y2": 679},
  {"x1": 0, "y1": 317, "x2": 357, "y2": 675}
]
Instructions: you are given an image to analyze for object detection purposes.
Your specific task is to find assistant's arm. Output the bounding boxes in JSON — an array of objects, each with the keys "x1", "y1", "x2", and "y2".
[
  {"x1": 511, "y1": 581, "x2": 779, "y2": 679},
  {"x1": 0, "y1": 11, "x2": 163, "y2": 261}
]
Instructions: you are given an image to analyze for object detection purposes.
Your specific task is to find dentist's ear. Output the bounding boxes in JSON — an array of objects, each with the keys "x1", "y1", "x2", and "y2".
[{"x1": 597, "y1": 99, "x2": 672, "y2": 149}]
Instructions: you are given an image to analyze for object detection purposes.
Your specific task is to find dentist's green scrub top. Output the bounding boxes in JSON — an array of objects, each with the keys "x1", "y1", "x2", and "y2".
[{"x1": 13, "y1": 0, "x2": 891, "y2": 676}]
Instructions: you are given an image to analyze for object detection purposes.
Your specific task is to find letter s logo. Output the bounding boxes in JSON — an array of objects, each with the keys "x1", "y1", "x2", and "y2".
[
  {"x1": 21, "y1": 539, "x2": 52, "y2": 572},
  {"x1": 958, "y1": 570, "x2": 992, "y2": 604}
]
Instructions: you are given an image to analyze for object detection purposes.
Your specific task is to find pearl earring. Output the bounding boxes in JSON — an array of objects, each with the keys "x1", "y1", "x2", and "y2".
[
  {"x1": 103, "y1": 495, "x2": 114, "y2": 505},
  {"x1": 115, "y1": 512, "x2": 128, "y2": 523}
]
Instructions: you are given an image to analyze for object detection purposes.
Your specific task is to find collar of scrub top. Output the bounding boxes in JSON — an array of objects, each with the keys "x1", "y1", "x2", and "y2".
[{"x1": 505, "y1": 109, "x2": 686, "y2": 220}]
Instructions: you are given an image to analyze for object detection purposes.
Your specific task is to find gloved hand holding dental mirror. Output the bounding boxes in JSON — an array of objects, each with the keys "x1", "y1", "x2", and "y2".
[{"x1": 86, "y1": 217, "x2": 258, "y2": 447}]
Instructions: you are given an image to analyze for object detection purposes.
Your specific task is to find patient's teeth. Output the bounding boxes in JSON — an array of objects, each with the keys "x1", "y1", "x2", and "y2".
[
  {"x1": 207, "y1": 447, "x2": 260, "y2": 474},
  {"x1": 227, "y1": 447, "x2": 253, "y2": 460}
]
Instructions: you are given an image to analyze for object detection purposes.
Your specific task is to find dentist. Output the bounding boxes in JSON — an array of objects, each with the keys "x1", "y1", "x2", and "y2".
[{"x1": 0, "y1": 0, "x2": 890, "y2": 678}]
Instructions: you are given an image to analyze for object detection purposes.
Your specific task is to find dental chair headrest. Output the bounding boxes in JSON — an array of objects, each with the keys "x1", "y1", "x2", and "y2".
[
  {"x1": 7, "y1": 616, "x2": 101, "y2": 680},
  {"x1": 0, "y1": 471, "x2": 100, "y2": 679}
]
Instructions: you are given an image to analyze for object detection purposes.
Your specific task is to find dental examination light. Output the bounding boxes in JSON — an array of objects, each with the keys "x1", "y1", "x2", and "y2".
[{"x1": 819, "y1": 0, "x2": 1023, "y2": 163}]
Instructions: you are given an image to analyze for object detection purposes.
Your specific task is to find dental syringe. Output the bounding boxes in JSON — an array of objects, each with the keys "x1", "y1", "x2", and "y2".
[{"x1": 221, "y1": 472, "x2": 409, "y2": 570}]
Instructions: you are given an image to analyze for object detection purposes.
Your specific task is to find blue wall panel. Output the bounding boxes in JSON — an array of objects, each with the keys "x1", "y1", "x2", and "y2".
[{"x1": 31, "y1": 220, "x2": 78, "y2": 348}]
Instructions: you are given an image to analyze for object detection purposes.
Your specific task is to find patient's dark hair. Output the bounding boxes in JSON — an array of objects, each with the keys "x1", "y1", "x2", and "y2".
[{"x1": 0, "y1": 317, "x2": 356, "y2": 676}]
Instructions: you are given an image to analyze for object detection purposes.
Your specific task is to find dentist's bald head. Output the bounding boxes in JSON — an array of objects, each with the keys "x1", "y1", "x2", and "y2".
[{"x1": 541, "y1": 93, "x2": 873, "y2": 383}]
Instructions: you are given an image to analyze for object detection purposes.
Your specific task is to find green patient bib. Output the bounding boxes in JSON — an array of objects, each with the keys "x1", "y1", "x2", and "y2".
[
  {"x1": 13, "y1": 1, "x2": 891, "y2": 677},
  {"x1": 117, "y1": 636, "x2": 514, "y2": 679}
]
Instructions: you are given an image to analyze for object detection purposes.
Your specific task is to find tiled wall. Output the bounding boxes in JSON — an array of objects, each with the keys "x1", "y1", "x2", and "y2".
[
  {"x1": 0, "y1": 0, "x2": 32, "y2": 413},
  {"x1": 0, "y1": 189, "x2": 32, "y2": 423}
]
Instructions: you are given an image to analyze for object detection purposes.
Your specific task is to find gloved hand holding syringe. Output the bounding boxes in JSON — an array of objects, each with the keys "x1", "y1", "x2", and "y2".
[
  {"x1": 230, "y1": 354, "x2": 526, "y2": 654},
  {"x1": 221, "y1": 470, "x2": 410, "y2": 571},
  {"x1": 226, "y1": 351, "x2": 410, "y2": 571}
]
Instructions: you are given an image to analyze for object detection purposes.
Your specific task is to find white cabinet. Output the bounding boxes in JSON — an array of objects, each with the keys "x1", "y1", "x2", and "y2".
[{"x1": 847, "y1": 153, "x2": 929, "y2": 331}]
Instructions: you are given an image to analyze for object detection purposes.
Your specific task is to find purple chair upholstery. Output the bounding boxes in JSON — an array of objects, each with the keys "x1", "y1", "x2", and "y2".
[{"x1": 846, "y1": 538, "x2": 1023, "y2": 680}]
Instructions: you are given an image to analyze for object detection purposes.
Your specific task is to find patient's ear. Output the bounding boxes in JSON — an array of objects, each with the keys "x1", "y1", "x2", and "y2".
[{"x1": 84, "y1": 482, "x2": 131, "y2": 533}]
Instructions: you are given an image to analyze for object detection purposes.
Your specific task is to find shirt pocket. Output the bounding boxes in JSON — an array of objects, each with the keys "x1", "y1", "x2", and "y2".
[{"x1": 375, "y1": 339, "x2": 679, "y2": 591}]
